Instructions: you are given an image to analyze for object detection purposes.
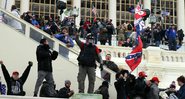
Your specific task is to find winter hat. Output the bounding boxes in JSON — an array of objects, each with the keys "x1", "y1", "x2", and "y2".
[
  {"x1": 138, "y1": 71, "x2": 147, "y2": 78},
  {"x1": 12, "y1": 71, "x2": 19, "y2": 75},
  {"x1": 151, "y1": 77, "x2": 160, "y2": 83},
  {"x1": 120, "y1": 69, "x2": 129, "y2": 75},
  {"x1": 170, "y1": 81, "x2": 176, "y2": 89},
  {"x1": 65, "y1": 80, "x2": 71, "y2": 85}
]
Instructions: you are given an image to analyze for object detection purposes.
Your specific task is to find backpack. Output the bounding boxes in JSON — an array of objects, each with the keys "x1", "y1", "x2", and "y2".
[{"x1": 77, "y1": 44, "x2": 97, "y2": 67}]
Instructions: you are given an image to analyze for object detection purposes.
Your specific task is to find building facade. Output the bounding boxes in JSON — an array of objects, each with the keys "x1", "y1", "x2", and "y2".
[{"x1": 0, "y1": 0, "x2": 184, "y2": 31}]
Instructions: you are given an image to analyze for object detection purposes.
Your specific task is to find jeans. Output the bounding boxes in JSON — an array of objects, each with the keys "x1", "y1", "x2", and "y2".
[
  {"x1": 77, "y1": 66, "x2": 96, "y2": 93},
  {"x1": 155, "y1": 40, "x2": 160, "y2": 47},
  {"x1": 93, "y1": 33, "x2": 98, "y2": 44},
  {"x1": 168, "y1": 39, "x2": 177, "y2": 51},
  {"x1": 34, "y1": 71, "x2": 55, "y2": 96},
  {"x1": 107, "y1": 34, "x2": 112, "y2": 46}
]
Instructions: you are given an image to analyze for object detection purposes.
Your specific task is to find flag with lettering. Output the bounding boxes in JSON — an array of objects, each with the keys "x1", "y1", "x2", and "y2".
[{"x1": 125, "y1": 2, "x2": 146, "y2": 71}]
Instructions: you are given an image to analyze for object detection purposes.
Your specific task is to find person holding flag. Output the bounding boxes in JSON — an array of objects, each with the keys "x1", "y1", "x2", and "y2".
[{"x1": 125, "y1": 1, "x2": 150, "y2": 72}]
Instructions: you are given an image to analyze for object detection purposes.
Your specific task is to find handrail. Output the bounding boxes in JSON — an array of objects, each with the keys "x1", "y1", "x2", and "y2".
[
  {"x1": 0, "y1": 7, "x2": 116, "y2": 84},
  {"x1": 0, "y1": 7, "x2": 78, "y2": 55}
]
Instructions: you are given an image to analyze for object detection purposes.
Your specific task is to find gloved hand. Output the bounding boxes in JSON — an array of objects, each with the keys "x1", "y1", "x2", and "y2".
[
  {"x1": 0, "y1": 60, "x2": 3, "y2": 65},
  {"x1": 99, "y1": 64, "x2": 104, "y2": 71},
  {"x1": 28, "y1": 61, "x2": 33, "y2": 66}
]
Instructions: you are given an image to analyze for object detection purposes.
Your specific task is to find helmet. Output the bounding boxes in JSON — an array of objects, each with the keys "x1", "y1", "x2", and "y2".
[{"x1": 86, "y1": 33, "x2": 94, "y2": 39}]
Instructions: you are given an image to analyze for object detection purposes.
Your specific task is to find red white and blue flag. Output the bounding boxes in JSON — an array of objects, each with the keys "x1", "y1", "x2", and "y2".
[
  {"x1": 92, "y1": 3, "x2": 97, "y2": 22},
  {"x1": 125, "y1": 2, "x2": 145, "y2": 71},
  {"x1": 134, "y1": 3, "x2": 146, "y2": 20},
  {"x1": 125, "y1": 36, "x2": 143, "y2": 71}
]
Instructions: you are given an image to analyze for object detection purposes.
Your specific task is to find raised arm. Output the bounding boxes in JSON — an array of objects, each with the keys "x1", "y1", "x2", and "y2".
[
  {"x1": 75, "y1": 32, "x2": 83, "y2": 48},
  {"x1": 20, "y1": 61, "x2": 33, "y2": 84},
  {"x1": 0, "y1": 61, "x2": 11, "y2": 83}
]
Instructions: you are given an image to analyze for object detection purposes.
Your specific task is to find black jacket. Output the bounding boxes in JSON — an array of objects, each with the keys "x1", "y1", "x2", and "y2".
[
  {"x1": 103, "y1": 60, "x2": 119, "y2": 73},
  {"x1": 36, "y1": 44, "x2": 58, "y2": 72},
  {"x1": 115, "y1": 78, "x2": 127, "y2": 99},
  {"x1": 24, "y1": 15, "x2": 32, "y2": 24},
  {"x1": 39, "y1": 82, "x2": 57, "y2": 97},
  {"x1": 134, "y1": 77, "x2": 147, "y2": 98},
  {"x1": 1, "y1": 64, "x2": 32, "y2": 96},
  {"x1": 177, "y1": 84, "x2": 185, "y2": 99},
  {"x1": 57, "y1": 87, "x2": 72, "y2": 98},
  {"x1": 99, "y1": 85, "x2": 109, "y2": 99}
]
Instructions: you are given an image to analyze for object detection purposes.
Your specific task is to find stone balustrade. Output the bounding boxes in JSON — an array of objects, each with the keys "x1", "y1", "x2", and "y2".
[
  {"x1": 97, "y1": 45, "x2": 185, "y2": 63},
  {"x1": 161, "y1": 51, "x2": 185, "y2": 62},
  {"x1": 97, "y1": 45, "x2": 147, "y2": 60}
]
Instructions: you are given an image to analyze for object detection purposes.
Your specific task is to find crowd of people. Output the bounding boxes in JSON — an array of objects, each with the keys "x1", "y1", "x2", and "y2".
[
  {"x1": 5, "y1": 5, "x2": 184, "y2": 51},
  {"x1": 117, "y1": 23, "x2": 184, "y2": 51},
  {"x1": 0, "y1": 30, "x2": 184, "y2": 99},
  {"x1": 1, "y1": 5, "x2": 185, "y2": 99}
]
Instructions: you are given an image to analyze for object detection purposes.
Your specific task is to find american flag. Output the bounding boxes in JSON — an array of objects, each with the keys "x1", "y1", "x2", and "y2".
[
  {"x1": 134, "y1": 3, "x2": 146, "y2": 20},
  {"x1": 92, "y1": 5, "x2": 97, "y2": 16}
]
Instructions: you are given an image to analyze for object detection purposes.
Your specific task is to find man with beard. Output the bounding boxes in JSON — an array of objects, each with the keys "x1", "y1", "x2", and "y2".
[
  {"x1": 57, "y1": 80, "x2": 74, "y2": 98},
  {"x1": 75, "y1": 33, "x2": 103, "y2": 93}
]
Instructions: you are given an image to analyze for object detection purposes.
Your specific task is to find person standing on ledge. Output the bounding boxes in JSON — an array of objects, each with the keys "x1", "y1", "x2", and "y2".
[
  {"x1": 33, "y1": 38, "x2": 58, "y2": 97},
  {"x1": 0, "y1": 60, "x2": 33, "y2": 96},
  {"x1": 75, "y1": 33, "x2": 104, "y2": 93}
]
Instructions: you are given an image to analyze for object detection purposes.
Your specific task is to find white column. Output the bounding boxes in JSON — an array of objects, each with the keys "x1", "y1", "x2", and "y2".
[
  {"x1": 0, "y1": 0, "x2": 4, "y2": 8},
  {"x1": 20, "y1": 0, "x2": 29, "y2": 14},
  {"x1": 144, "y1": 0, "x2": 151, "y2": 27},
  {"x1": 109, "y1": 0, "x2": 117, "y2": 27},
  {"x1": 177, "y1": 0, "x2": 185, "y2": 32},
  {"x1": 72, "y1": 0, "x2": 81, "y2": 27},
  {"x1": 6, "y1": 0, "x2": 15, "y2": 12}
]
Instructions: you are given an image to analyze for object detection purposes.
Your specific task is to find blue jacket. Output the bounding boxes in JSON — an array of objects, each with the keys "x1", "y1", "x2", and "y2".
[
  {"x1": 177, "y1": 84, "x2": 185, "y2": 99},
  {"x1": 166, "y1": 28, "x2": 176, "y2": 40},
  {"x1": 32, "y1": 19, "x2": 39, "y2": 26},
  {"x1": 55, "y1": 34, "x2": 74, "y2": 47}
]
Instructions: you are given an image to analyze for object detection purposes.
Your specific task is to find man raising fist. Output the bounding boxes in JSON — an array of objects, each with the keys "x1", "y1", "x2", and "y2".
[{"x1": 0, "y1": 60, "x2": 33, "y2": 96}]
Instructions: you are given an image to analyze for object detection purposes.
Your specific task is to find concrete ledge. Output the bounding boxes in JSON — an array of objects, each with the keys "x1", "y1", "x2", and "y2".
[{"x1": 0, "y1": 94, "x2": 102, "y2": 99}]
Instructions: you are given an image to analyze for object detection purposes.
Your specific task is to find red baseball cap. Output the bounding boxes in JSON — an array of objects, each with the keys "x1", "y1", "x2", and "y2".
[
  {"x1": 151, "y1": 77, "x2": 160, "y2": 83},
  {"x1": 12, "y1": 71, "x2": 19, "y2": 75},
  {"x1": 138, "y1": 71, "x2": 147, "y2": 77}
]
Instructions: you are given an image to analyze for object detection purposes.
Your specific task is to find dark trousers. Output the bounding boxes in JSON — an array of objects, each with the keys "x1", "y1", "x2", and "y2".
[
  {"x1": 100, "y1": 40, "x2": 107, "y2": 45},
  {"x1": 34, "y1": 71, "x2": 55, "y2": 96},
  {"x1": 168, "y1": 39, "x2": 177, "y2": 51},
  {"x1": 107, "y1": 34, "x2": 112, "y2": 46},
  {"x1": 77, "y1": 66, "x2": 96, "y2": 93},
  {"x1": 179, "y1": 39, "x2": 183, "y2": 46}
]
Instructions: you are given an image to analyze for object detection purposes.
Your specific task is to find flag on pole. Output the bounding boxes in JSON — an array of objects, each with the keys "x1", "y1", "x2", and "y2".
[
  {"x1": 134, "y1": 3, "x2": 147, "y2": 20},
  {"x1": 161, "y1": 10, "x2": 170, "y2": 16},
  {"x1": 92, "y1": 5, "x2": 97, "y2": 16},
  {"x1": 125, "y1": 36, "x2": 143, "y2": 71},
  {"x1": 92, "y1": 3, "x2": 97, "y2": 22},
  {"x1": 125, "y1": 2, "x2": 144, "y2": 71}
]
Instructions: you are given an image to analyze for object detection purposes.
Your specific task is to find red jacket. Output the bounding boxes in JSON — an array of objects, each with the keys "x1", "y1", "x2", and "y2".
[{"x1": 83, "y1": 21, "x2": 91, "y2": 30}]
